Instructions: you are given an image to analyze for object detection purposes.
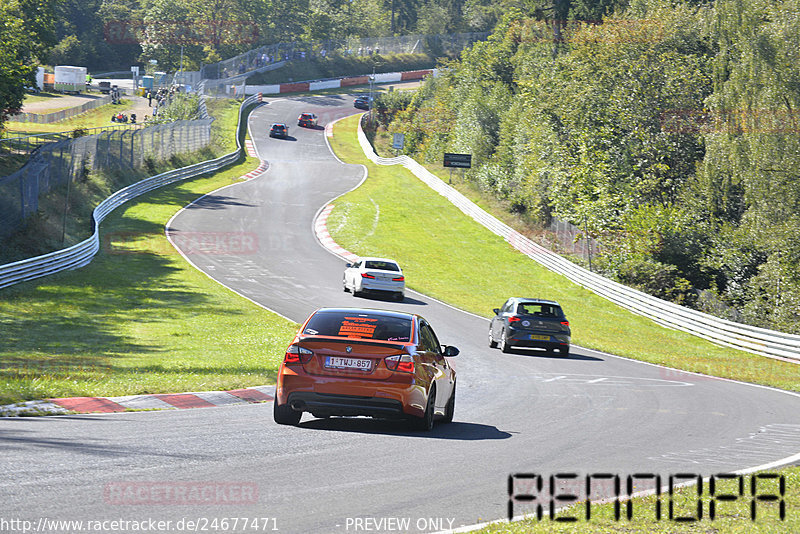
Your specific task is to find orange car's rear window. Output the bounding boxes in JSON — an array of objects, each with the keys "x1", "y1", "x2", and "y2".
[{"x1": 303, "y1": 311, "x2": 412, "y2": 342}]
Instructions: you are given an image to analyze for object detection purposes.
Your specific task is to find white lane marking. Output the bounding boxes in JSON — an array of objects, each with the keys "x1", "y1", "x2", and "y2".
[
  {"x1": 531, "y1": 373, "x2": 692, "y2": 387},
  {"x1": 648, "y1": 424, "x2": 800, "y2": 465},
  {"x1": 584, "y1": 377, "x2": 608, "y2": 384},
  {"x1": 541, "y1": 376, "x2": 566, "y2": 383}
]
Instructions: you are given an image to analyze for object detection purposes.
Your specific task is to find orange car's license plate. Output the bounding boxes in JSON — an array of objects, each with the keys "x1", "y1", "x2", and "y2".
[
  {"x1": 325, "y1": 356, "x2": 371, "y2": 370},
  {"x1": 529, "y1": 334, "x2": 550, "y2": 341}
]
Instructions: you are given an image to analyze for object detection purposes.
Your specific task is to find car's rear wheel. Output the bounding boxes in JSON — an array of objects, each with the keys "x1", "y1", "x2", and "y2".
[
  {"x1": 343, "y1": 278, "x2": 349, "y2": 292},
  {"x1": 273, "y1": 401, "x2": 301, "y2": 426},
  {"x1": 558, "y1": 346, "x2": 570, "y2": 357},
  {"x1": 488, "y1": 328, "x2": 497, "y2": 348},
  {"x1": 394, "y1": 292, "x2": 404, "y2": 302},
  {"x1": 499, "y1": 330, "x2": 512, "y2": 353},
  {"x1": 410, "y1": 386, "x2": 436, "y2": 431},
  {"x1": 442, "y1": 383, "x2": 455, "y2": 423}
]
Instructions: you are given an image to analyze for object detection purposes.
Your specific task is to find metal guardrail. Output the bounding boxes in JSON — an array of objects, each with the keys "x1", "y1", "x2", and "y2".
[
  {"x1": 0, "y1": 95, "x2": 259, "y2": 290},
  {"x1": 356, "y1": 119, "x2": 800, "y2": 362}
]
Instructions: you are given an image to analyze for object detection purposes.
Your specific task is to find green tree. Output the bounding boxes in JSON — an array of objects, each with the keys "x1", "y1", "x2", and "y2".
[{"x1": 0, "y1": 0, "x2": 58, "y2": 126}]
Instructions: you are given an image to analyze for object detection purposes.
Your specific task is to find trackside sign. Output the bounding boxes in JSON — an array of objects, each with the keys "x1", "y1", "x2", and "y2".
[{"x1": 443, "y1": 153, "x2": 472, "y2": 168}]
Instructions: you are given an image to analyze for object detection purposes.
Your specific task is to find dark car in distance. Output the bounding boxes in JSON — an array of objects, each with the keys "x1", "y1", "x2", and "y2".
[
  {"x1": 353, "y1": 96, "x2": 372, "y2": 110},
  {"x1": 297, "y1": 112, "x2": 318, "y2": 127},
  {"x1": 269, "y1": 123, "x2": 289, "y2": 138},
  {"x1": 488, "y1": 298, "x2": 571, "y2": 355}
]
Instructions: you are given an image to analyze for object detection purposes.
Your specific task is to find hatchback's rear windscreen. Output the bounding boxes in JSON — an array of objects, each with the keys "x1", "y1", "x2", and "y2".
[
  {"x1": 303, "y1": 312, "x2": 412, "y2": 342},
  {"x1": 517, "y1": 303, "x2": 563, "y2": 318}
]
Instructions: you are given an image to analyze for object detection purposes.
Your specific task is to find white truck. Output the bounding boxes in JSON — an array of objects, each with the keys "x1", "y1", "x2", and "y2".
[{"x1": 54, "y1": 65, "x2": 87, "y2": 93}]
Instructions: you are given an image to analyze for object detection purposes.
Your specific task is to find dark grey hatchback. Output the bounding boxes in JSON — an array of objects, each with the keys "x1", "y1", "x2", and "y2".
[{"x1": 489, "y1": 298, "x2": 571, "y2": 355}]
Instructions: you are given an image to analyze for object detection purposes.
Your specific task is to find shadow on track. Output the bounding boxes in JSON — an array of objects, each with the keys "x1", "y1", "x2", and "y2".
[
  {"x1": 298, "y1": 418, "x2": 512, "y2": 440},
  {"x1": 185, "y1": 195, "x2": 259, "y2": 210},
  {"x1": 500, "y1": 348, "x2": 604, "y2": 361},
  {"x1": 294, "y1": 95, "x2": 349, "y2": 106},
  {"x1": 350, "y1": 293, "x2": 428, "y2": 306}
]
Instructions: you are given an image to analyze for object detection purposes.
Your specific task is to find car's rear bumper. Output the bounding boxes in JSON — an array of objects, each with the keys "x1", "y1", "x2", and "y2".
[
  {"x1": 286, "y1": 392, "x2": 406, "y2": 418},
  {"x1": 359, "y1": 280, "x2": 404, "y2": 294},
  {"x1": 506, "y1": 332, "x2": 570, "y2": 350},
  {"x1": 277, "y1": 372, "x2": 424, "y2": 417}
]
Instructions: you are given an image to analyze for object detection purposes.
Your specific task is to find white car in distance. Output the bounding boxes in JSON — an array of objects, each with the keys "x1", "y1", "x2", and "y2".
[{"x1": 343, "y1": 257, "x2": 405, "y2": 301}]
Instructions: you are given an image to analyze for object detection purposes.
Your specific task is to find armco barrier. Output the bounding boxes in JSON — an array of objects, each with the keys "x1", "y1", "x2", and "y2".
[
  {"x1": 0, "y1": 94, "x2": 260, "y2": 290},
  {"x1": 355, "y1": 119, "x2": 800, "y2": 362},
  {"x1": 245, "y1": 69, "x2": 438, "y2": 96}
]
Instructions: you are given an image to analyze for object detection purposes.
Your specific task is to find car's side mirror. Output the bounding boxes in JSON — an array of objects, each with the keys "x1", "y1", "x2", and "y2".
[
  {"x1": 442, "y1": 346, "x2": 459, "y2": 357},
  {"x1": 345, "y1": 263, "x2": 352, "y2": 268},
  {"x1": 492, "y1": 308, "x2": 500, "y2": 315}
]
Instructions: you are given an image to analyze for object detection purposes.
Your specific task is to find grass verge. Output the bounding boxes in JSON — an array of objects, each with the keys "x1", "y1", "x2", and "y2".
[
  {"x1": 0, "y1": 157, "x2": 297, "y2": 405},
  {"x1": 477, "y1": 466, "x2": 798, "y2": 533},
  {"x1": 326, "y1": 114, "x2": 800, "y2": 392}
]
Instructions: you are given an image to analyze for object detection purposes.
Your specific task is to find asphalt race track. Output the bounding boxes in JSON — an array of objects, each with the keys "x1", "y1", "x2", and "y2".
[{"x1": 2, "y1": 94, "x2": 800, "y2": 533}]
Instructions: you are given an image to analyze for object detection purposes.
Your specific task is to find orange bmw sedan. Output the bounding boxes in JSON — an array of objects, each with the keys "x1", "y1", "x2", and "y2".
[{"x1": 274, "y1": 308, "x2": 459, "y2": 431}]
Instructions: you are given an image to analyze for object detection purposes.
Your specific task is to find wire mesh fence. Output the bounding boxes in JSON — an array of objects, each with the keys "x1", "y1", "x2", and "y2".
[
  {"x1": 0, "y1": 119, "x2": 212, "y2": 239},
  {"x1": 1, "y1": 124, "x2": 143, "y2": 155},
  {"x1": 545, "y1": 218, "x2": 602, "y2": 263}
]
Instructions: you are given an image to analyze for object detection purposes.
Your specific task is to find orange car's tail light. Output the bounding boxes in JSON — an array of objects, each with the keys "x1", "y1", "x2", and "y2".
[
  {"x1": 508, "y1": 316, "x2": 521, "y2": 323},
  {"x1": 385, "y1": 354, "x2": 414, "y2": 373},
  {"x1": 392, "y1": 276, "x2": 405, "y2": 282},
  {"x1": 561, "y1": 321, "x2": 570, "y2": 327},
  {"x1": 361, "y1": 273, "x2": 376, "y2": 279},
  {"x1": 284, "y1": 344, "x2": 313, "y2": 364}
]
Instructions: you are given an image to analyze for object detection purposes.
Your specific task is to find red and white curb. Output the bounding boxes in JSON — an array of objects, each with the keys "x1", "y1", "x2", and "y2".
[
  {"x1": 0, "y1": 386, "x2": 275, "y2": 416},
  {"x1": 239, "y1": 160, "x2": 268, "y2": 181},
  {"x1": 314, "y1": 204, "x2": 358, "y2": 262},
  {"x1": 244, "y1": 139, "x2": 258, "y2": 157},
  {"x1": 325, "y1": 123, "x2": 333, "y2": 138}
]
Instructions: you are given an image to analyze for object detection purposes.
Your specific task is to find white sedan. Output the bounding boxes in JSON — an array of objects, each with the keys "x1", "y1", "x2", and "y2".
[{"x1": 343, "y1": 257, "x2": 405, "y2": 301}]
